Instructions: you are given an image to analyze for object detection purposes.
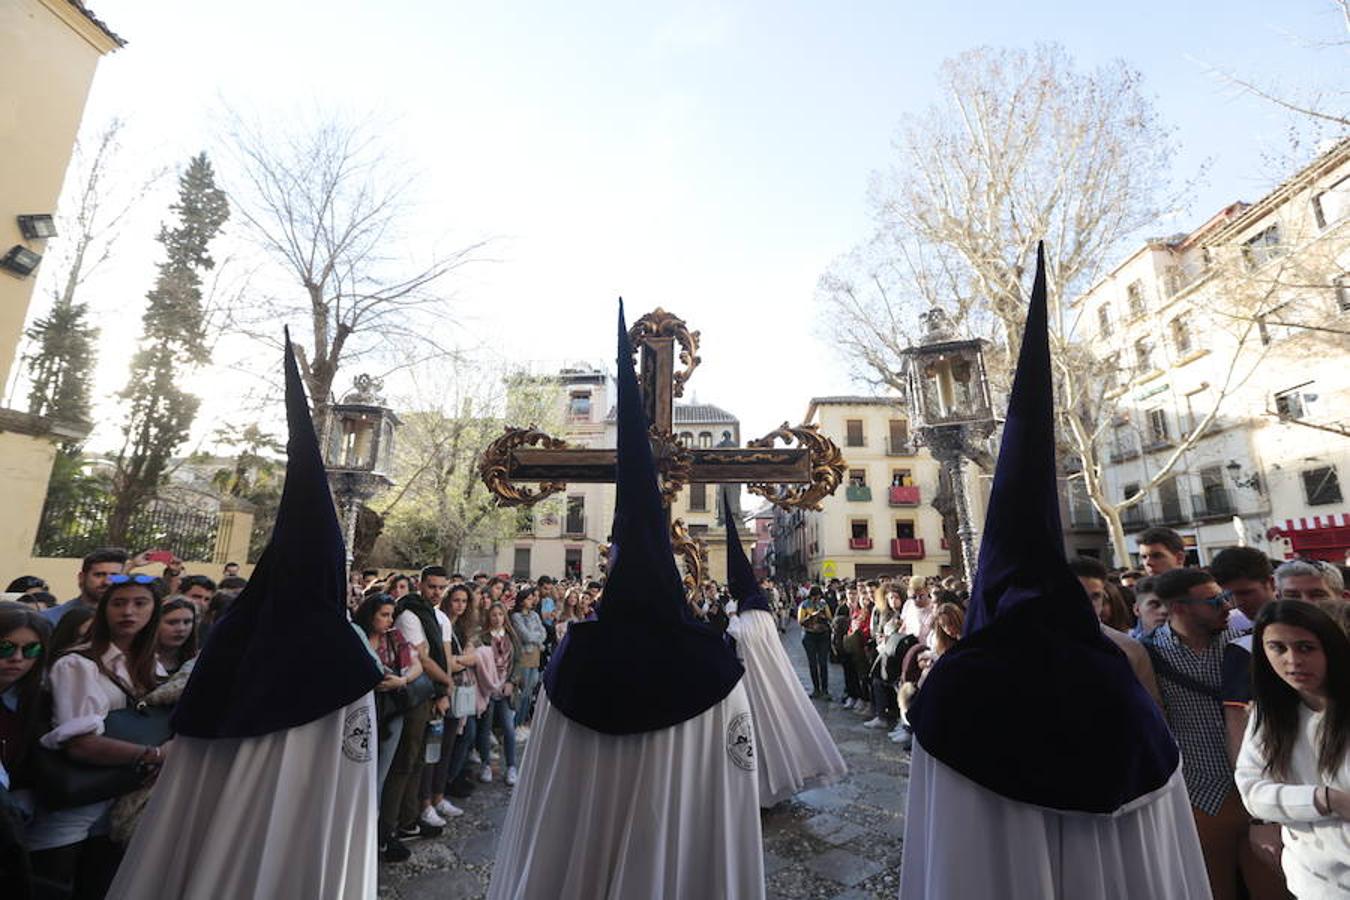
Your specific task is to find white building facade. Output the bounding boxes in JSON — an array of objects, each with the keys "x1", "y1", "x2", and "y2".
[{"x1": 1072, "y1": 139, "x2": 1350, "y2": 565}]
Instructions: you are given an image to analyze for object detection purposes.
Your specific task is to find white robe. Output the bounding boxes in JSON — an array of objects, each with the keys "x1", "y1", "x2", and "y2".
[
  {"x1": 727, "y1": 608, "x2": 847, "y2": 806},
  {"x1": 107, "y1": 695, "x2": 378, "y2": 900},
  {"x1": 900, "y1": 740, "x2": 1212, "y2": 900},
  {"x1": 488, "y1": 684, "x2": 764, "y2": 900}
]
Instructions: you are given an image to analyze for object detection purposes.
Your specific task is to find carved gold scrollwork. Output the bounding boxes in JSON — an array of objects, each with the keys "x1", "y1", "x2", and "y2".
[
  {"x1": 745, "y1": 422, "x2": 847, "y2": 511},
  {"x1": 479, "y1": 426, "x2": 571, "y2": 507},
  {"x1": 650, "y1": 426, "x2": 693, "y2": 506},
  {"x1": 628, "y1": 308, "x2": 701, "y2": 398},
  {"x1": 670, "y1": 518, "x2": 709, "y2": 601}
]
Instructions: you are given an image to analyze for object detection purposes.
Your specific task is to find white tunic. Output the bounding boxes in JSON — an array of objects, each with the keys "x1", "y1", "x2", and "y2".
[
  {"x1": 900, "y1": 740, "x2": 1212, "y2": 900},
  {"x1": 106, "y1": 695, "x2": 378, "y2": 900},
  {"x1": 727, "y1": 608, "x2": 847, "y2": 806},
  {"x1": 488, "y1": 685, "x2": 764, "y2": 900}
]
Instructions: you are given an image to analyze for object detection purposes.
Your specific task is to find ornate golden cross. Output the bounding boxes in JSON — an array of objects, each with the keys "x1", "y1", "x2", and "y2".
[{"x1": 479, "y1": 308, "x2": 845, "y2": 590}]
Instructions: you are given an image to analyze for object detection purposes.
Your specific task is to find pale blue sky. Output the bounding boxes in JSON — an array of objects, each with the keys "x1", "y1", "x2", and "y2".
[{"x1": 41, "y1": 0, "x2": 1343, "y2": 449}]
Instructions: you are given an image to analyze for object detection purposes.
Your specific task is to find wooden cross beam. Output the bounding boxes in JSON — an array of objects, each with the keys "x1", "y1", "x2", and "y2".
[{"x1": 479, "y1": 307, "x2": 845, "y2": 587}]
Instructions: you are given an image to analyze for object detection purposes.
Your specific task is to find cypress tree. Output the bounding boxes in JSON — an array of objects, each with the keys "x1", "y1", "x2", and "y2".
[{"x1": 107, "y1": 153, "x2": 229, "y2": 546}]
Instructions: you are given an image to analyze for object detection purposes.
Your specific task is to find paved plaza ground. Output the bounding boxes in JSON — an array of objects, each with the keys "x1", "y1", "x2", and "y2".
[{"x1": 378, "y1": 621, "x2": 910, "y2": 900}]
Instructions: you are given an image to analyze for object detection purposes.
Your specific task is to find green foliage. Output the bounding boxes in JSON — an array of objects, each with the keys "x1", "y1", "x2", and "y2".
[
  {"x1": 25, "y1": 298, "x2": 98, "y2": 426},
  {"x1": 206, "y1": 424, "x2": 284, "y2": 562},
  {"x1": 376, "y1": 367, "x2": 561, "y2": 570},
  {"x1": 108, "y1": 154, "x2": 229, "y2": 546}
]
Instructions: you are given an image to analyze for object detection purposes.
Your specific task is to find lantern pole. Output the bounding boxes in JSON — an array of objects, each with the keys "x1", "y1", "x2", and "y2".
[{"x1": 902, "y1": 308, "x2": 995, "y2": 588}]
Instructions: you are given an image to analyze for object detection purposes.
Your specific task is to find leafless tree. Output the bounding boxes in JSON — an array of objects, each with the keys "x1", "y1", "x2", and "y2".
[
  {"x1": 819, "y1": 45, "x2": 1200, "y2": 559},
  {"x1": 1199, "y1": 0, "x2": 1348, "y2": 157},
  {"x1": 219, "y1": 108, "x2": 488, "y2": 438},
  {"x1": 375, "y1": 360, "x2": 561, "y2": 570}
]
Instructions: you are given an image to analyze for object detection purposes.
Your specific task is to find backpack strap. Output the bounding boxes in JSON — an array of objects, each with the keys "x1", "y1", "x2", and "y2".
[{"x1": 1140, "y1": 637, "x2": 1223, "y2": 701}]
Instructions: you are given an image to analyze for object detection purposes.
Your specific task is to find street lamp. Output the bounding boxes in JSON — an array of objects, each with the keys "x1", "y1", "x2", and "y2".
[
  {"x1": 324, "y1": 374, "x2": 401, "y2": 567},
  {"x1": 902, "y1": 308, "x2": 995, "y2": 584}
]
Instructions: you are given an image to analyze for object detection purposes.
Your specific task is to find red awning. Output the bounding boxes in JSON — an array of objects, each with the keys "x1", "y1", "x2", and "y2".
[{"x1": 1278, "y1": 513, "x2": 1350, "y2": 562}]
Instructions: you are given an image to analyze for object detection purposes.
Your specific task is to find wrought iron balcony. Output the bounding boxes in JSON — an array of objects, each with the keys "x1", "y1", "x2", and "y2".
[
  {"x1": 846, "y1": 484, "x2": 872, "y2": 502},
  {"x1": 886, "y1": 438, "x2": 915, "y2": 456},
  {"x1": 1191, "y1": 490, "x2": 1234, "y2": 520},
  {"x1": 848, "y1": 537, "x2": 874, "y2": 550}
]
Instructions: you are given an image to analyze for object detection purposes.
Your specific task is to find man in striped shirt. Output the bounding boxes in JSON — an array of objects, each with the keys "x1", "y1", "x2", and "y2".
[{"x1": 1146, "y1": 567, "x2": 1286, "y2": 900}]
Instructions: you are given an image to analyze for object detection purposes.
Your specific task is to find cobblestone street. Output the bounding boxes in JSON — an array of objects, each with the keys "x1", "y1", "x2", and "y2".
[{"x1": 378, "y1": 621, "x2": 910, "y2": 900}]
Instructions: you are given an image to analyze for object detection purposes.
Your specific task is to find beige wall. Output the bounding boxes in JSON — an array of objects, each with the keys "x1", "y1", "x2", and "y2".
[
  {"x1": 0, "y1": 0, "x2": 120, "y2": 383},
  {"x1": 0, "y1": 429, "x2": 60, "y2": 575}
]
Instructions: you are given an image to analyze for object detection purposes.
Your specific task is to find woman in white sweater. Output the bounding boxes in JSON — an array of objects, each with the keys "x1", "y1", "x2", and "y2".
[{"x1": 1235, "y1": 600, "x2": 1350, "y2": 899}]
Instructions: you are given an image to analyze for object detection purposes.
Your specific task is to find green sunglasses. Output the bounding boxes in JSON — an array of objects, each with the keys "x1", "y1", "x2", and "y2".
[{"x1": 0, "y1": 639, "x2": 43, "y2": 660}]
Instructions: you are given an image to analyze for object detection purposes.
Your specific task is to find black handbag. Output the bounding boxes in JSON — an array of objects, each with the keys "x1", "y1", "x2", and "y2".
[
  {"x1": 34, "y1": 701, "x2": 174, "y2": 810},
  {"x1": 35, "y1": 657, "x2": 174, "y2": 810},
  {"x1": 392, "y1": 672, "x2": 436, "y2": 712}
]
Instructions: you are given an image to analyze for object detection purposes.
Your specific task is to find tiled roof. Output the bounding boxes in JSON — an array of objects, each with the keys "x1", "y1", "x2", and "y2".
[
  {"x1": 604, "y1": 402, "x2": 739, "y2": 424},
  {"x1": 674, "y1": 403, "x2": 738, "y2": 424},
  {"x1": 68, "y1": 0, "x2": 126, "y2": 46},
  {"x1": 808, "y1": 395, "x2": 903, "y2": 406}
]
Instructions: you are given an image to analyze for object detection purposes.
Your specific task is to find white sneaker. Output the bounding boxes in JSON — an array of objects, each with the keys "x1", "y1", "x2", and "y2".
[
  {"x1": 434, "y1": 798, "x2": 463, "y2": 818},
  {"x1": 420, "y1": 806, "x2": 447, "y2": 828},
  {"x1": 862, "y1": 717, "x2": 888, "y2": 729},
  {"x1": 505, "y1": 766, "x2": 518, "y2": 786},
  {"x1": 516, "y1": 726, "x2": 530, "y2": 743},
  {"x1": 479, "y1": 765, "x2": 493, "y2": 784}
]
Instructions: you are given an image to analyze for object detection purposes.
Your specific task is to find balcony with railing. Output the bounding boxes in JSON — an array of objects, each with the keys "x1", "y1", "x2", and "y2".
[
  {"x1": 1121, "y1": 505, "x2": 1148, "y2": 531},
  {"x1": 849, "y1": 537, "x2": 874, "y2": 551},
  {"x1": 1067, "y1": 506, "x2": 1106, "y2": 531},
  {"x1": 1191, "y1": 489, "x2": 1234, "y2": 520},
  {"x1": 891, "y1": 538, "x2": 925, "y2": 560},
  {"x1": 846, "y1": 484, "x2": 872, "y2": 502},
  {"x1": 888, "y1": 485, "x2": 921, "y2": 506},
  {"x1": 885, "y1": 437, "x2": 915, "y2": 456}
]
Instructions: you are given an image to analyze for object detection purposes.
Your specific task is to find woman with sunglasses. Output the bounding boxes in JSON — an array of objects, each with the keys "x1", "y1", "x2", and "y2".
[
  {"x1": 1236, "y1": 601, "x2": 1350, "y2": 898},
  {"x1": 25, "y1": 573, "x2": 169, "y2": 898},
  {"x1": 0, "y1": 601, "x2": 51, "y2": 798}
]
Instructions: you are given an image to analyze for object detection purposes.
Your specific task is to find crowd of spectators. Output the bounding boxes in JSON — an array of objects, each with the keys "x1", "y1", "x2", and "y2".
[
  {"x1": 773, "y1": 525, "x2": 1349, "y2": 900},
  {"x1": 2, "y1": 527, "x2": 1347, "y2": 898}
]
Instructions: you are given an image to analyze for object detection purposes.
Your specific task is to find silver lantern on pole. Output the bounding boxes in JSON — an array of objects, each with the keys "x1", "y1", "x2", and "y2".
[
  {"x1": 902, "y1": 308, "x2": 995, "y2": 584},
  {"x1": 323, "y1": 374, "x2": 401, "y2": 568}
]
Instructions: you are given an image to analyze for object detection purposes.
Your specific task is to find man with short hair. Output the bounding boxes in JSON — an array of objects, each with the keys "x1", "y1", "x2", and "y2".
[
  {"x1": 1130, "y1": 575, "x2": 1167, "y2": 640},
  {"x1": 43, "y1": 547, "x2": 129, "y2": 625},
  {"x1": 381, "y1": 565, "x2": 454, "y2": 856},
  {"x1": 1274, "y1": 558, "x2": 1349, "y2": 603},
  {"x1": 180, "y1": 574, "x2": 217, "y2": 615},
  {"x1": 361, "y1": 568, "x2": 380, "y2": 590},
  {"x1": 1147, "y1": 568, "x2": 1285, "y2": 900},
  {"x1": 449, "y1": 572, "x2": 465, "y2": 585},
  {"x1": 1137, "y1": 526, "x2": 1187, "y2": 576},
  {"x1": 1068, "y1": 557, "x2": 1161, "y2": 706},
  {"x1": 222, "y1": 561, "x2": 240, "y2": 579},
  {"x1": 536, "y1": 575, "x2": 557, "y2": 628},
  {"x1": 1209, "y1": 546, "x2": 1287, "y2": 883},
  {"x1": 1120, "y1": 569, "x2": 1144, "y2": 588}
]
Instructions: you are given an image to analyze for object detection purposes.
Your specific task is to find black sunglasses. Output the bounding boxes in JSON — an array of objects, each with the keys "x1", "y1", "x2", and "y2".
[{"x1": 0, "y1": 639, "x2": 43, "y2": 660}]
